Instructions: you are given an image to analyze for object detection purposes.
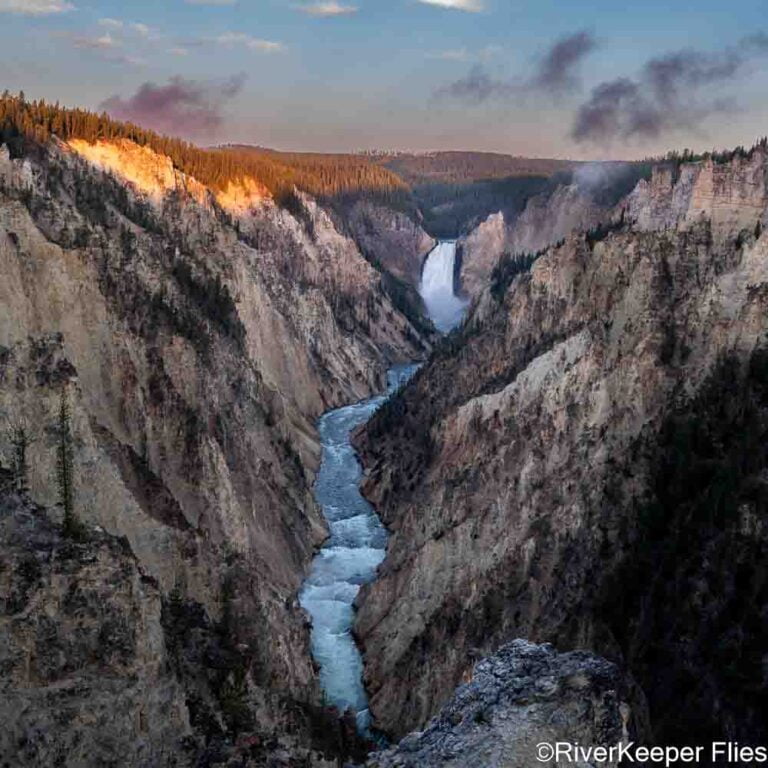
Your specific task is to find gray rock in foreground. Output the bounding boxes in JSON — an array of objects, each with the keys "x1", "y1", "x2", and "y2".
[{"x1": 365, "y1": 640, "x2": 633, "y2": 768}]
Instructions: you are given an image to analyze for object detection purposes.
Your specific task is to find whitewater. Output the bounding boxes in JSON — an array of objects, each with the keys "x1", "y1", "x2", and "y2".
[
  {"x1": 299, "y1": 240, "x2": 466, "y2": 734},
  {"x1": 419, "y1": 240, "x2": 469, "y2": 333},
  {"x1": 298, "y1": 366, "x2": 417, "y2": 733}
]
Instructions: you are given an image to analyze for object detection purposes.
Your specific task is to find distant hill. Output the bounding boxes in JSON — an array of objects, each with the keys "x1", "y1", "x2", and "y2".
[
  {"x1": 373, "y1": 150, "x2": 576, "y2": 186},
  {"x1": 228, "y1": 146, "x2": 582, "y2": 239},
  {"x1": 368, "y1": 152, "x2": 580, "y2": 238}
]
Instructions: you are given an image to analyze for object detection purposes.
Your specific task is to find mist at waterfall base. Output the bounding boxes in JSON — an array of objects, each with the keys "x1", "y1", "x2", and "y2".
[
  {"x1": 419, "y1": 241, "x2": 469, "y2": 333},
  {"x1": 299, "y1": 366, "x2": 418, "y2": 734}
]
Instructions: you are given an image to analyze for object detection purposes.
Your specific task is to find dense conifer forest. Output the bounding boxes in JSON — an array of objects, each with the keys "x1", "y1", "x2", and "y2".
[{"x1": 0, "y1": 92, "x2": 413, "y2": 210}]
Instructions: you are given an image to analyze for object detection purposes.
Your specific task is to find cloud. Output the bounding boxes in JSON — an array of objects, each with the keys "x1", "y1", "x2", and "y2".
[
  {"x1": 572, "y1": 36, "x2": 768, "y2": 144},
  {"x1": 437, "y1": 30, "x2": 596, "y2": 104},
  {"x1": 435, "y1": 64, "x2": 514, "y2": 103},
  {"x1": 297, "y1": 1, "x2": 357, "y2": 16},
  {"x1": 418, "y1": 0, "x2": 483, "y2": 11},
  {"x1": 100, "y1": 74, "x2": 246, "y2": 140},
  {"x1": 427, "y1": 45, "x2": 501, "y2": 63},
  {"x1": 428, "y1": 48, "x2": 471, "y2": 62},
  {"x1": 531, "y1": 30, "x2": 597, "y2": 94},
  {"x1": 96, "y1": 18, "x2": 155, "y2": 39},
  {"x1": 0, "y1": 0, "x2": 74, "y2": 14},
  {"x1": 168, "y1": 46, "x2": 189, "y2": 56},
  {"x1": 130, "y1": 22, "x2": 151, "y2": 37},
  {"x1": 212, "y1": 32, "x2": 284, "y2": 52},
  {"x1": 744, "y1": 32, "x2": 768, "y2": 51},
  {"x1": 184, "y1": 0, "x2": 236, "y2": 4},
  {"x1": 73, "y1": 32, "x2": 119, "y2": 50}
]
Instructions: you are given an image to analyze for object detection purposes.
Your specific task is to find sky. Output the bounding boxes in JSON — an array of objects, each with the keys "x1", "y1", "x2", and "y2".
[{"x1": 1, "y1": 0, "x2": 767, "y2": 159}]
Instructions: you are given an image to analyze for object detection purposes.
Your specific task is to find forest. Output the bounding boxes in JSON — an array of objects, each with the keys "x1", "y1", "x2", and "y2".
[{"x1": 0, "y1": 92, "x2": 413, "y2": 210}]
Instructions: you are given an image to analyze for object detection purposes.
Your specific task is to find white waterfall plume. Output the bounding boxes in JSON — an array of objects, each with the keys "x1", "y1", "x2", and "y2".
[{"x1": 419, "y1": 241, "x2": 468, "y2": 332}]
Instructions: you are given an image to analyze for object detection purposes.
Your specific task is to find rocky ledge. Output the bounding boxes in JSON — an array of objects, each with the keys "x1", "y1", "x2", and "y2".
[{"x1": 364, "y1": 640, "x2": 635, "y2": 768}]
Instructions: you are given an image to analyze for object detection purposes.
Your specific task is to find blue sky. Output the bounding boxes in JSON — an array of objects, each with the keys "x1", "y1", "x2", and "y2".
[{"x1": 1, "y1": 0, "x2": 767, "y2": 158}]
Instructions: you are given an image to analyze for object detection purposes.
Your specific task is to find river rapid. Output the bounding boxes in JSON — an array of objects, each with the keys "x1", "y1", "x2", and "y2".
[
  {"x1": 298, "y1": 366, "x2": 418, "y2": 732},
  {"x1": 299, "y1": 240, "x2": 465, "y2": 734}
]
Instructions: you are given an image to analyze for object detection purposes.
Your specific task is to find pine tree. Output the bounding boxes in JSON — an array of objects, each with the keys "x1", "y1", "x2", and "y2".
[
  {"x1": 8, "y1": 418, "x2": 31, "y2": 493},
  {"x1": 56, "y1": 388, "x2": 79, "y2": 538}
]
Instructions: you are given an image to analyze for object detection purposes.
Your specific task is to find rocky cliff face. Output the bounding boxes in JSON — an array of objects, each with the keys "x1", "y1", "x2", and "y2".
[
  {"x1": 0, "y1": 485, "x2": 360, "y2": 767},
  {"x1": 0, "y1": 136, "x2": 431, "y2": 764},
  {"x1": 1, "y1": 488, "x2": 185, "y2": 767},
  {"x1": 344, "y1": 200, "x2": 435, "y2": 288},
  {"x1": 457, "y1": 183, "x2": 605, "y2": 298},
  {"x1": 365, "y1": 640, "x2": 636, "y2": 768},
  {"x1": 354, "y1": 147, "x2": 768, "y2": 746}
]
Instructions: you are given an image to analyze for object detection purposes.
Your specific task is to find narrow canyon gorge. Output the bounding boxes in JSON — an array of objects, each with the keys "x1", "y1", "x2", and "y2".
[{"x1": 1, "y1": 93, "x2": 767, "y2": 768}]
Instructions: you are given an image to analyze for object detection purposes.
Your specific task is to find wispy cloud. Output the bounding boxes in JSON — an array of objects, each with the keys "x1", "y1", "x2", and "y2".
[
  {"x1": 131, "y1": 22, "x2": 151, "y2": 37},
  {"x1": 572, "y1": 34, "x2": 768, "y2": 144},
  {"x1": 97, "y1": 17, "x2": 153, "y2": 38},
  {"x1": 436, "y1": 30, "x2": 597, "y2": 104},
  {"x1": 418, "y1": 0, "x2": 483, "y2": 11},
  {"x1": 297, "y1": 1, "x2": 357, "y2": 16},
  {"x1": 428, "y1": 48, "x2": 472, "y2": 62},
  {"x1": 0, "y1": 0, "x2": 74, "y2": 14},
  {"x1": 531, "y1": 30, "x2": 597, "y2": 94},
  {"x1": 211, "y1": 32, "x2": 285, "y2": 52},
  {"x1": 61, "y1": 18, "x2": 161, "y2": 66},
  {"x1": 427, "y1": 44, "x2": 501, "y2": 63},
  {"x1": 73, "y1": 32, "x2": 119, "y2": 50},
  {"x1": 436, "y1": 64, "x2": 514, "y2": 103},
  {"x1": 100, "y1": 74, "x2": 246, "y2": 140},
  {"x1": 168, "y1": 46, "x2": 189, "y2": 57},
  {"x1": 184, "y1": 0, "x2": 236, "y2": 4}
]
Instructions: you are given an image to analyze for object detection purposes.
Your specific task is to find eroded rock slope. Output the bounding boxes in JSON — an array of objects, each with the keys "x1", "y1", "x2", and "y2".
[
  {"x1": 365, "y1": 640, "x2": 635, "y2": 768},
  {"x1": 0, "y1": 134, "x2": 432, "y2": 765},
  {"x1": 354, "y1": 147, "x2": 768, "y2": 746}
]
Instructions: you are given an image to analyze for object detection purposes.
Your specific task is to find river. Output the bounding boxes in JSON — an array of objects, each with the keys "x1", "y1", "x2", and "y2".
[{"x1": 298, "y1": 240, "x2": 465, "y2": 734}]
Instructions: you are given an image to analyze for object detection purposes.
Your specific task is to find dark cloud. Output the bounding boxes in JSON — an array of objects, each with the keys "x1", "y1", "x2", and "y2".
[
  {"x1": 531, "y1": 30, "x2": 597, "y2": 94},
  {"x1": 572, "y1": 78, "x2": 653, "y2": 143},
  {"x1": 100, "y1": 74, "x2": 245, "y2": 140},
  {"x1": 435, "y1": 64, "x2": 514, "y2": 103},
  {"x1": 572, "y1": 35, "x2": 768, "y2": 144},
  {"x1": 743, "y1": 32, "x2": 768, "y2": 51},
  {"x1": 436, "y1": 29, "x2": 597, "y2": 104}
]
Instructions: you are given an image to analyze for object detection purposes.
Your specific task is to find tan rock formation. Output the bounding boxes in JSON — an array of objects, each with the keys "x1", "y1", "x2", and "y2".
[
  {"x1": 0, "y1": 134, "x2": 432, "y2": 764},
  {"x1": 458, "y1": 184, "x2": 605, "y2": 298}
]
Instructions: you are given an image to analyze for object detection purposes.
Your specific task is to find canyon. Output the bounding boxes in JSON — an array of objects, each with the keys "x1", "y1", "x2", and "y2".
[
  {"x1": 354, "y1": 147, "x2": 768, "y2": 751},
  {"x1": 2, "y1": 93, "x2": 768, "y2": 767},
  {"x1": 0, "y1": 125, "x2": 434, "y2": 766}
]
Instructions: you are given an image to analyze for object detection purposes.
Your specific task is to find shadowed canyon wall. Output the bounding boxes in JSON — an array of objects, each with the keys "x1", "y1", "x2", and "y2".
[{"x1": 354, "y1": 148, "x2": 768, "y2": 749}]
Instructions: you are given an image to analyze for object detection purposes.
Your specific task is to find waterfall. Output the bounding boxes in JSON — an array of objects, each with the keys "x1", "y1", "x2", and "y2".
[{"x1": 419, "y1": 241, "x2": 468, "y2": 333}]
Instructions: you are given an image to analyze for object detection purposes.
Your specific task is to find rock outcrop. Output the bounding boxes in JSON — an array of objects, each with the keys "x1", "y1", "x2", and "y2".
[
  {"x1": 354, "y1": 147, "x2": 768, "y2": 745},
  {"x1": 0, "y1": 488, "x2": 190, "y2": 767},
  {"x1": 0, "y1": 134, "x2": 432, "y2": 765},
  {"x1": 365, "y1": 641, "x2": 635, "y2": 768},
  {"x1": 626, "y1": 151, "x2": 767, "y2": 240},
  {"x1": 0, "y1": 485, "x2": 360, "y2": 767},
  {"x1": 457, "y1": 184, "x2": 605, "y2": 298},
  {"x1": 457, "y1": 162, "x2": 657, "y2": 298},
  {"x1": 344, "y1": 200, "x2": 435, "y2": 288}
]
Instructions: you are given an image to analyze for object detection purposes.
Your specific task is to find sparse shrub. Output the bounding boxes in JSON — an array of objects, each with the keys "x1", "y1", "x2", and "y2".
[{"x1": 490, "y1": 250, "x2": 540, "y2": 301}]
